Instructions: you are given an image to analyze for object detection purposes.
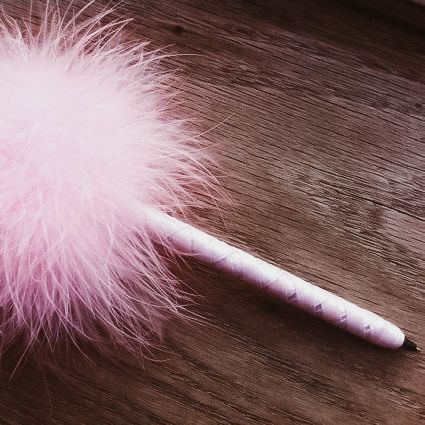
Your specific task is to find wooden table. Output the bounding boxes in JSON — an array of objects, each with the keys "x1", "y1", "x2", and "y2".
[{"x1": 0, "y1": 1, "x2": 424, "y2": 423}]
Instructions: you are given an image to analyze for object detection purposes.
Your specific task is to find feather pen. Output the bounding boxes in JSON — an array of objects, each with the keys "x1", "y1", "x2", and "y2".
[{"x1": 0, "y1": 8, "x2": 417, "y2": 356}]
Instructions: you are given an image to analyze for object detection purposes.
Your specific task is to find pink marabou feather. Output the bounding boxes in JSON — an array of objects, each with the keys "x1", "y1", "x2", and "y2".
[{"x1": 0, "y1": 8, "x2": 211, "y2": 353}]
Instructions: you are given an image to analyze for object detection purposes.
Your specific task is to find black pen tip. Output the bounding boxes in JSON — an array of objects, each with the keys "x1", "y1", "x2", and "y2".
[{"x1": 401, "y1": 337, "x2": 420, "y2": 352}]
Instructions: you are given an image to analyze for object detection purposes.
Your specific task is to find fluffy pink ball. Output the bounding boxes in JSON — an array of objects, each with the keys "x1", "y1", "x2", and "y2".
[{"x1": 0, "y1": 10, "x2": 209, "y2": 354}]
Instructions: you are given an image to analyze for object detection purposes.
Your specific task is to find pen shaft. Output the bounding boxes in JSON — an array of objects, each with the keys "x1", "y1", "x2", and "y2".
[{"x1": 146, "y1": 208, "x2": 405, "y2": 349}]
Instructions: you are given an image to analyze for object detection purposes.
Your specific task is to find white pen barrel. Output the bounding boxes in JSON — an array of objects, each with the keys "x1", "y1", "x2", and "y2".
[{"x1": 144, "y1": 208, "x2": 405, "y2": 349}]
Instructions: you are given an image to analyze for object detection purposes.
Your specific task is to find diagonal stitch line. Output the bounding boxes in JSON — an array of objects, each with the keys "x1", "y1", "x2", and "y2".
[
  {"x1": 261, "y1": 269, "x2": 289, "y2": 289},
  {"x1": 287, "y1": 275, "x2": 297, "y2": 302},
  {"x1": 337, "y1": 303, "x2": 348, "y2": 328}
]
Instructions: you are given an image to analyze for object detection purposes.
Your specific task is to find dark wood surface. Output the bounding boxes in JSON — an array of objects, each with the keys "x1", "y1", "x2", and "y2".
[{"x1": 0, "y1": 0, "x2": 424, "y2": 424}]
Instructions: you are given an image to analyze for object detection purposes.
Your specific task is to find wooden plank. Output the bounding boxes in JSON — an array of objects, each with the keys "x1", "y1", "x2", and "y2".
[{"x1": 0, "y1": 1, "x2": 423, "y2": 424}]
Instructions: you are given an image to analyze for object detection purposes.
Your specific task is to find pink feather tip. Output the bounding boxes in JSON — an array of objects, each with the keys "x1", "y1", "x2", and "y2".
[{"x1": 0, "y1": 9, "x2": 213, "y2": 355}]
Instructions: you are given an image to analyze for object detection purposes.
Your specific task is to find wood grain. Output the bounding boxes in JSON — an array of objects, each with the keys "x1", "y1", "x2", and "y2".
[{"x1": 0, "y1": 0, "x2": 424, "y2": 424}]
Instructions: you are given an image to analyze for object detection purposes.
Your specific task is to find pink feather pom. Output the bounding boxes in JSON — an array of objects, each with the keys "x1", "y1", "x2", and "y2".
[{"x1": 0, "y1": 9, "x2": 211, "y2": 354}]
